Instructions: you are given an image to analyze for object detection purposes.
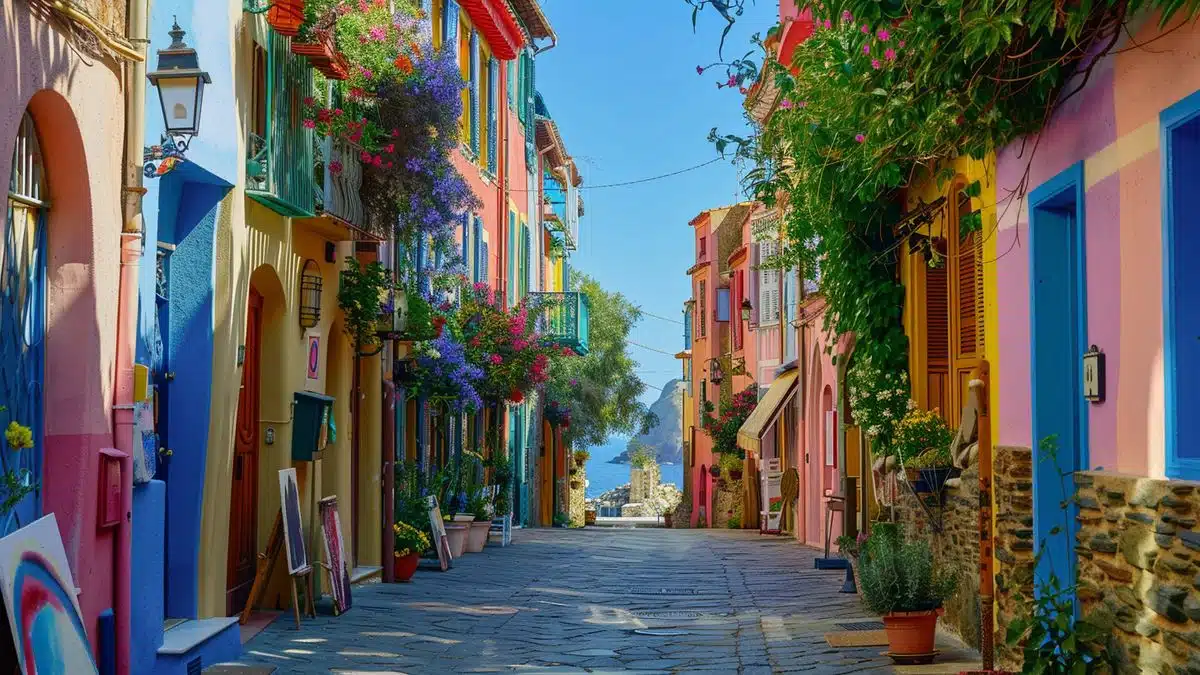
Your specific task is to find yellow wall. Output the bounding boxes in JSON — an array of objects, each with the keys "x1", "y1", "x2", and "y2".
[{"x1": 900, "y1": 154, "x2": 999, "y2": 443}]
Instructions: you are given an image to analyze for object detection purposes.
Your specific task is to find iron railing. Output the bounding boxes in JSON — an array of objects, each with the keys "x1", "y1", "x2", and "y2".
[
  {"x1": 530, "y1": 291, "x2": 590, "y2": 356},
  {"x1": 319, "y1": 139, "x2": 364, "y2": 228},
  {"x1": 246, "y1": 31, "x2": 315, "y2": 218}
]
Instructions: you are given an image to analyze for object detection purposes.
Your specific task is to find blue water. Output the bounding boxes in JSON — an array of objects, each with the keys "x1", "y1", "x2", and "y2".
[{"x1": 584, "y1": 437, "x2": 683, "y2": 499}]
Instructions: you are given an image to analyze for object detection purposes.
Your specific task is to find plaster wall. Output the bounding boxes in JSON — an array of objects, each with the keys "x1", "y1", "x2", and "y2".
[
  {"x1": 0, "y1": 0, "x2": 131, "y2": 658},
  {"x1": 797, "y1": 298, "x2": 839, "y2": 548},
  {"x1": 994, "y1": 14, "x2": 1200, "y2": 478}
]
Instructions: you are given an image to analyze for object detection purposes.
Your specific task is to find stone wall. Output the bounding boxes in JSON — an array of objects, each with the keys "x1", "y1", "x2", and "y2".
[
  {"x1": 890, "y1": 445, "x2": 1034, "y2": 669},
  {"x1": 716, "y1": 478, "x2": 742, "y2": 528},
  {"x1": 993, "y1": 446, "x2": 1035, "y2": 672},
  {"x1": 569, "y1": 466, "x2": 586, "y2": 527},
  {"x1": 1075, "y1": 471, "x2": 1200, "y2": 674}
]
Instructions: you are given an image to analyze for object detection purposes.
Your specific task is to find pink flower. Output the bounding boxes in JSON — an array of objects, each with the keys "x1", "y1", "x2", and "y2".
[
  {"x1": 898, "y1": 40, "x2": 906, "y2": 47},
  {"x1": 842, "y1": 10, "x2": 852, "y2": 21},
  {"x1": 373, "y1": 155, "x2": 384, "y2": 167},
  {"x1": 726, "y1": 75, "x2": 737, "y2": 87},
  {"x1": 863, "y1": 43, "x2": 870, "y2": 54},
  {"x1": 861, "y1": 24, "x2": 869, "y2": 33},
  {"x1": 391, "y1": 129, "x2": 400, "y2": 138},
  {"x1": 369, "y1": 26, "x2": 387, "y2": 42},
  {"x1": 696, "y1": 65, "x2": 704, "y2": 75},
  {"x1": 385, "y1": 143, "x2": 395, "y2": 153},
  {"x1": 798, "y1": 101, "x2": 808, "y2": 108},
  {"x1": 871, "y1": 59, "x2": 880, "y2": 69},
  {"x1": 877, "y1": 29, "x2": 891, "y2": 41},
  {"x1": 329, "y1": 160, "x2": 343, "y2": 175},
  {"x1": 780, "y1": 99, "x2": 793, "y2": 109},
  {"x1": 885, "y1": 48, "x2": 897, "y2": 61},
  {"x1": 489, "y1": 354, "x2": 503, "y2": 365},
  {"x1": 303, "y1": 96, "x2": 315, "y2": 107},
  {"x1": 361, "y1": 150, "x2": 372, "y2": 162},
  {"x1": 334, "y1": 108, "x2": 344, "y2": 117},
  {"x1": 855, "y1": 133, "x2": 866, "y2": 143},
  {"x1": 303, "y1": 119, "x2": 316, "y2": 129},
  {"x1": 823, "y1": 19, "x2": 831, "y2": 29}
]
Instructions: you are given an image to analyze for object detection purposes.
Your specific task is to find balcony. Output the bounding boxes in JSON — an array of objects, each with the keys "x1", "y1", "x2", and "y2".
[
  {"x1": 531, "y1": 292, "x2": 590, "y2": 356},
  {"x1": 316, "y1": 139, "x2": 365, "y2": 229},
  {"x1": 246, "y1": 31, "x2": 316, "y2": 218}
]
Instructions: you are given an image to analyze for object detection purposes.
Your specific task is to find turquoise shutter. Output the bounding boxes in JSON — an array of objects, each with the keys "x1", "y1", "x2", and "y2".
[
  {"x1": 473, "y1": 216, "x2": 483, "y2": 283},
  {"x1": 481, "y1": 240, "x2": 489, "y2": 285},
  {"x1": 487, "y1": 58, "x2": 498, "y2": 174},
  {"x1": 522, "y1": 226, "x2": 531, "y2": 298},
  {"x1": 460, "y1": 213, "x2": 469, "y2": 272},
  {"x1": 469, "y1": 31, "x2": 480, "y2": 156},
  {"x1": 444, "y1": 1, "x2": 459, "y2": 64}
]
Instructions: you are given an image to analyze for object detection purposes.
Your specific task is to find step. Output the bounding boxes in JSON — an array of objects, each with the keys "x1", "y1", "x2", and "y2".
[
  {"x1": 350, "y1": 565, "x2": 381, "y2": 584},
  {"x1": 203, "y1": 667, "x2": 276, "y2": 675},
  {"x1": 154, "y1": 617, "x2": 243, "y2": 675}
]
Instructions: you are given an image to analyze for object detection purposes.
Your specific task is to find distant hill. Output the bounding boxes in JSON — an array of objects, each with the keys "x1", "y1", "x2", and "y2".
[{"x1": 608, "y1": 378, "x2": 685, "y2": 465}]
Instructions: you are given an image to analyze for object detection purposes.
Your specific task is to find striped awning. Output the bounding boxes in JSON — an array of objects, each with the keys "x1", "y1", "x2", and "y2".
[{"x1": 737, "y1": 370, "x2": 799, "y2": 454}]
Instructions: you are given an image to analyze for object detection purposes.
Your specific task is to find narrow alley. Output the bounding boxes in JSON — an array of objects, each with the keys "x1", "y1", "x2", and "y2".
[{"x1": 233, "y1": 529, "x2": 974, "y2": 674}]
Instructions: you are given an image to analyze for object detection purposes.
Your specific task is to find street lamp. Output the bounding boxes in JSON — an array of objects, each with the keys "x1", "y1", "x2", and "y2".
[
  {"x1": 708, "y1": 358, "x2": 724, "y2": 385},
  {"x1": 144, "y1": 19, "x2": 211, "y2": 177},
  {"x1": 741, "y1": 298, "x2": 753, "y2": 323}
]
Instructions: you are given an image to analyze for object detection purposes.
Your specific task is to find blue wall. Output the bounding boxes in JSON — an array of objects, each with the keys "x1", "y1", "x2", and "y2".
[{"x1": 131, "y1": 480, "x2": 167, "y2": 675}]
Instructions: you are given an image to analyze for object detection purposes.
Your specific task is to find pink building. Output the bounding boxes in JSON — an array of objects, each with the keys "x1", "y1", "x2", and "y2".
[{"x1": 1, "y1": 1, "x2": 137, "y2": 667}]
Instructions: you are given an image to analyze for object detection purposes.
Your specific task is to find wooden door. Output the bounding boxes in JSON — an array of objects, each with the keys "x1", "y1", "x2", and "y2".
[{"x1": 227, "y1": 287, "x2": 263, "y2": 616}]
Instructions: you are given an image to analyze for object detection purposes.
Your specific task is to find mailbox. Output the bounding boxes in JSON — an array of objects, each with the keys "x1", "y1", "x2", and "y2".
[
  {"x1": 98, "y1": 448, "x2": 128, "y2": 529},
  {"x1": 292, "y1": 391, "x2": 335, "y2": 462}
]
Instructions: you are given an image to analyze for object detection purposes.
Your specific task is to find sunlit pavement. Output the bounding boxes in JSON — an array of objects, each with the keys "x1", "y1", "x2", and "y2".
[{"x1": 230, "y1": 528, "x2": 975, "y2": 673}]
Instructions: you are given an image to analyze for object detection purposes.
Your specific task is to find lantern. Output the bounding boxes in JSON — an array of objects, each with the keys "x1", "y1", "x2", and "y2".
[
  {"x1": 299, "y1": 260, "x2": 322, "y2": 328},
  {"x1": 708, "y1": 358, "x2": 725, "y2": 385},
  {"x1": 147, "y1": 20, "x2": 211, "y2": 142},
  {"x1": 741, "y1": 298, "x2": 753, "y2": 323}
]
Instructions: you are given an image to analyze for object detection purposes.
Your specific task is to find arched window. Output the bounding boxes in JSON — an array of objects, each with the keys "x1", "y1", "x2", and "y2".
[{"x1": 3, "y1": 111, "x2": 48, "y2": 534}]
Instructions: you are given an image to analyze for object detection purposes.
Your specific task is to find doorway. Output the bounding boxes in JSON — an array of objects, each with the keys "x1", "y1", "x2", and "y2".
[
  {"x1": 1028, "y1": 163, "x2": 1088, "y2": 589},
  {"x1": 226, "y1": 287, "x2": 263, "y2": 615}
]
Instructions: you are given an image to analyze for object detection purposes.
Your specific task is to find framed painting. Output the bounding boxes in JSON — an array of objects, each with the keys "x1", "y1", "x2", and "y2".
[
  {"x1": 319, "y1": 496, "x2": 351, "y2": 613},
  {"x1": 279, "y1": 468, "x2": 309, "y2": 574}
]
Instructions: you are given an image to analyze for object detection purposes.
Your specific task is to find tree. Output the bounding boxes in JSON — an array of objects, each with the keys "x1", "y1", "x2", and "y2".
[
  {"x1": 542, "y1": 272, "x2": 656, "y2": 449},
  {"x1": 628, "y1": 442, "x2": 655, "y2": 469}
]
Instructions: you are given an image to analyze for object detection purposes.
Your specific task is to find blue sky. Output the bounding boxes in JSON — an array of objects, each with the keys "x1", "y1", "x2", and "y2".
[{"x1": 534, "y1": 0, "x2": 778, "y2": 405}]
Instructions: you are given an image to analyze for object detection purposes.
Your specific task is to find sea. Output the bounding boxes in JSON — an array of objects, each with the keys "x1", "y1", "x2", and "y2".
[{"x1": 584, "y1": 436, "x2": 683, "y2": 499}]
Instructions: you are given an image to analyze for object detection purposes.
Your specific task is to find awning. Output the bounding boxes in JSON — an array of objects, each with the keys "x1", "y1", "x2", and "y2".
[{"x1": 737, "y1": 370, "x2": 799, "y2": 454}]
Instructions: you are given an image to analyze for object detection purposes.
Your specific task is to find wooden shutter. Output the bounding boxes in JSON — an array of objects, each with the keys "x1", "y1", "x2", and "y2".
[
  {"x1": 926, "y1": 263, "x2": 950, "y2": 361},
  {"x1": 469, "y1": 31, "x2": 480, "y2": 155},
  {"x1": 487, "y1": 58, "x2": 498, "y2": 174},
  {"x1": 473, "y1": 216, "x2": 483, "y2": 283},
  {"x1": 957, "y1": 231, "x2": 980, "y2": 357},
  {"x1": 699, "y1": 281, "x2": 707, "y2": 337}
]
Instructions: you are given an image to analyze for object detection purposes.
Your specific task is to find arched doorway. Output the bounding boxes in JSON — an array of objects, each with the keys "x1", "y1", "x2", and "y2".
[
  {"x1": 2, "y1": 111, "x2": 47, "y2": 535},
  {"x1": 226, "y1": 286, "x2": 263, "y2": 615}
]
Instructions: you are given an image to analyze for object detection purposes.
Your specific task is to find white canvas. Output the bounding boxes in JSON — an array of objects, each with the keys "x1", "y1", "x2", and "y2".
[{"x1": 0, "y1": 514, "x2": 97, "y2": 675}]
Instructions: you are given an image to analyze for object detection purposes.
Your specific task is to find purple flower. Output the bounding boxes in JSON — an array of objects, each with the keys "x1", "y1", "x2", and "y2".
[
  {"x1": 823, "y1": 19, "x2": 831, "y2": 29},
  {"x1": 780, "y1": 99, "x2": 793, "y2": 109},
  {"x1": 863, "y1": 44, "x2": 870, "y2": 54},
  {"x1": 842, "y1": 10, "x2": 852, "y2": 21},
  {"x1": 855, "y1": 133, "x2": 866, "y2": 143}
]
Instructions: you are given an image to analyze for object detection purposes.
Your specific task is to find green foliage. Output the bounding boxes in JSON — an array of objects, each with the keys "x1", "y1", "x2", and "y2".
[
  {"x1": 338, "y1": 256, "x2": 392, "y2": 348},
  {"x1": 1005, "y1": 574, "x2": 1114, "y2": 674},
  {"x1": 553, "y1": 513, "x2": 570, "y2": 527},
  {"x1": 846, "y1": 353, "x2": 909, "y2": 451},
  {"x1": 718, "y1": 451, "x2": 743, "y2": 475},
  {"x1": 629, "y1": 443, "x2": 655, "y2": 469},
  {"x1": 858, "y1": 525, "x2": 957, "y2": 615},
  {"x1": 543, "y1": 273, "x2": 655, "y2": 448},
  {"x1": 484, "y1": 447, "x2": 513, "y2": 517},
  {"x1": 392, "y1": 520, "x2": 430, "y2": 558},
  {"x1": 891, "y1": 405, "x2": 953, "y2": 466},
  {"x1": 573, "y1": 449, "x2": 590, "y2": 464},
  {"x1": 394, "y1": 461, "x2": 429, "y2": 526},
  {"x1": 701, "y1": 384, "x2": 758, "y2": 456},
  {"x1": 726, "y1": 517, "x2": 740, "y2": 529}
]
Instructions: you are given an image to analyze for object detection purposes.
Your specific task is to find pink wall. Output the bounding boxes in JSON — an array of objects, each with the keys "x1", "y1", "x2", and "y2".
[
  {"x1": 0, "y1": 2, "x2": 125, "y2": 660},
  {"x1": 995, "y1": 15, "x2": 1200, "y2": 477},
  {"x1": 689, "y1": 215, "x2": 715, "y2": 527},
  {"x1": 797, "y1": 298, "x2": 839, "y2": 548}
]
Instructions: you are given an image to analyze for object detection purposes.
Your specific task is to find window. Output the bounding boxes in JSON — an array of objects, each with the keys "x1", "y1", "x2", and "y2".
[
  {"x1": 733, "y1": 271, "x2": 744, "y2": 350},
  {"x1": 698, "y1": 236, "x2": 707, "y2": 260},
  {"x1": 758, "y1": 239, "x2": 781, "y2": 324},
  {"x1": 698, "y1": 280, "x2": 707, "y2": 338},
  {"x1": 508, "y1": 58, "x2": 518, "y2": 109},
  {"x1": 683, "y1": 307, "x2": 693, "y2": 348},
  {"x1": 521, "y1": 224, "x2": 531, "y2": 299},
  {"x1": 472, "y1": 216, "x2": 483, "y2": 283},
  {"x1": 469, "y1": 30, "x2": 480, "y2": 156},
  {"x1": 458, "y1": 20, "x2": 470, "y2": 140}
]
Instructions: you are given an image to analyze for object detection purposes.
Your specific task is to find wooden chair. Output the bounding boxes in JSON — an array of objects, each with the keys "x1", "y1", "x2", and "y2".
[{"x1": 824, "y1": 491, "x2": 846, "y2": 559}]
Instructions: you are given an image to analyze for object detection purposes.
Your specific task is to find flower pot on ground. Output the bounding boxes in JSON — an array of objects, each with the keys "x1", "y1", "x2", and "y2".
[
  {"x1": 451, "y1": 513, "x2": 475, "y2": 523},
  {"x1": 585, "y1": 509, "x2": 596, "y2": 525},
  {"x1": 466, "y1": 521, "x2": 490, "y2": 553},
  {"x1": 663, "y1": 512, "x2": 674, "y2": 528},
  {"x1": 857, "y1": 523, "x2": 957, "y2": 664},
  {"x1": 392, "y1": 552, "x2": 420, "y2": 582},
  {"x1": 444, "y1": 523, "x2": 469, "y2": 558}
]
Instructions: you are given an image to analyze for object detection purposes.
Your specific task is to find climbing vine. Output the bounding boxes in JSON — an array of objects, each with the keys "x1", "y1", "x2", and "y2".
[{"x1": 695, "y1": 0, "x2": 1200, "y2": 452}]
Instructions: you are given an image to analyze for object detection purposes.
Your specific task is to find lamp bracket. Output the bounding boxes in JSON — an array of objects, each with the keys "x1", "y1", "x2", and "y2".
[{"x1": 143, "y1": 133, "x2": 192, "y2": 178}]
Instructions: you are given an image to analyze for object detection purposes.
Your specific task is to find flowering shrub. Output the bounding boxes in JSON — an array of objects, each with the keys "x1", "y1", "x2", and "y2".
[
  {"x1": 337, "y1": 256, "x2": 393, "y2": 348},
  {"x1": 544, "y1": 400, "x2": 572, "y2": 428},
  {"x1": 456, "y1": 282, "x2": 562, "y2": 403},
  {"x1": 846, "y1": 354, "x2": 909, "y2": 452},
  {"x1": 409, "y1": 334, "x2": 484, "y2": 412},
  {"x1": 701, "y1": 384, "x2": 758, "y2": 458},
  {"x1": 891, "y1": 405, "x2": 953, "y2": 467},
  {"x1": 0, "y1": 408, "x2": 36, "y2": 519}
]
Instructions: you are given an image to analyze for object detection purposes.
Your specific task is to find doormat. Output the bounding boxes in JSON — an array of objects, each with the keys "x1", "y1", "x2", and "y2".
[
  {"x1": 836, "y1": 620, "x2": 885, "y2": 631},
  {"x1": 824, "y1": 630, "x2": 889, "y2": 647}
]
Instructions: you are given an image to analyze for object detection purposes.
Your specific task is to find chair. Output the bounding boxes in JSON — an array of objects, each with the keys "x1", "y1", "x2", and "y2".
[
  {"x1": 824, "y1": 492, "x2": 845, "y2": 559},
  {"x1": 485, "y1": 485, "x2": 511, "y2": 547}
]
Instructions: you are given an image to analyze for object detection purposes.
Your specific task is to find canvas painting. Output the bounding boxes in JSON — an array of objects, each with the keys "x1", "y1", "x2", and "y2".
[
  {"x1": 319, "y1": 496, "x2": 352, "y2": 613},
  {"x1": 279, "y1": 468, "x2": 309, "y2": 574},
  {"x1": 427, "y1": 495, "x2": 452, "y2": 571},
  {"x1": 0, "y1": 514, "x2": 98, "y2": 675}
]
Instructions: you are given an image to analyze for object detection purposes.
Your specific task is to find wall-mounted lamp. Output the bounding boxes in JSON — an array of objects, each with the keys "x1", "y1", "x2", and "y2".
[
  {"x1": 741, "y1": 298, "x2": 753, "y2": 323},
  {"x1": 707, "y1": 358, "x2": 725, "y2": 385},
  {"x1": 143, "y1": 19, "x2": 211, "y2": 178},
  {"x1": 299, "y1": 260, "x2": 323, "y2": 328}
]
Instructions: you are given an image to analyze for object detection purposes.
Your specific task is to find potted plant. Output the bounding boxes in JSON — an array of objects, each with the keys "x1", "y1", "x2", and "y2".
[
  {"x1": 708, "y1": 465, "x2": 721, "y2": 478},
  {"x1": 585, "y1": 509, "x2": 596, "y2": 526},
  {"x1": 858, "y1": 524, "x2": 957, "y2": 664},
  {"x1": 719, "y1": 452, "x2": 744, "y2": 480},
  {"x1": 267, "y1": 0, "x2": 305, "y2": 36},
  {"x1": 663, "y1": 508, "x2": 674, "y2": 529},
  {"x1": 553, "y1": 513, "x2": 570, "y2": 528},
  {"x1": 892, "y1": 406, "x2": 953, "y2": 491},
  {"x1": 909, "y1": 446, "x2": 958, "y2": 494},
  {"x1": 573, "y1": 449, "x2": 589, "y2": 468},
  {"x1": 392, "y1": 520, "x2": 429, "y2": 582},
  {"x1": 465, "y1": 488, "x2": 491, "y2": 553}
]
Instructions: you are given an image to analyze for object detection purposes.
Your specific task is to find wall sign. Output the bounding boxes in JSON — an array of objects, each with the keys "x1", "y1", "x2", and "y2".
[
  {"x1": 305, "y1": 329, "x2": 322, "y2": 390},
  {"x1": 1083, "y1": 345, "x2": 1106, "y2": 403}
]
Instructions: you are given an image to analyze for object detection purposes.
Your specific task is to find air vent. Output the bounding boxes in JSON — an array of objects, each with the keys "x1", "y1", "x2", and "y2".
[{"x1": 186, "y1": 656, "x2": 202, "y2": 675}]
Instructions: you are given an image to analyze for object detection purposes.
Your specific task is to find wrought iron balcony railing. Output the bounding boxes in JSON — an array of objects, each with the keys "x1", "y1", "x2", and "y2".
[
  {"x1": 246, "y1": 31, "x2": 315, "y2": 218},
  {"x1": 317, "y1": 139, "x2": 364, "y2": 228},
  {"x1": 530, "y1": 291, "x2": 589, "y2": 356}
]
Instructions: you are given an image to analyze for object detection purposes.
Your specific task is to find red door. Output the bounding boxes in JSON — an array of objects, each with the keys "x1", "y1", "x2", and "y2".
[{"x1": 227, "y1": 288, "x2": 263, "y2": 616}]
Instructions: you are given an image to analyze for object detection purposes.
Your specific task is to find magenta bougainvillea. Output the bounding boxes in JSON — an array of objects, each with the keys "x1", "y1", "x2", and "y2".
[{"x1": 701, "y1": 384, "x2": 759, "y2": 458}]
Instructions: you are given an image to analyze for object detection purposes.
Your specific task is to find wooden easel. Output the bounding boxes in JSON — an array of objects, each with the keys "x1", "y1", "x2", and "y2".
[{"x1": 239, "y1": 510, "x2": 316, "y2": 629}]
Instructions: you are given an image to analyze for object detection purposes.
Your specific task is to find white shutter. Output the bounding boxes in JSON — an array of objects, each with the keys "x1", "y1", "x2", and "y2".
[{"x1": 758, "y1": 240, "x2": 781, "y2": 324}]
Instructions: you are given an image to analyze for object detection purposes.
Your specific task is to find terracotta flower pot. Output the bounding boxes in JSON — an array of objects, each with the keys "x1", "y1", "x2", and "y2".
[
  {"x1": 444, "y1": 524, "x2": 469, "y2": 558},
  {"x1": 451, "y1": 514, "x2": 476, "y2": 523},
  {"x1": 392, "y1": 552, "x2": 420, "y2": 582},
  {"x1": 267, "y1": 0, "x2": 305, "y2": 36},
  {"x1": 291, "y1": 31, "x2": 348, "y2": 80},
  {"x1": 466, "y1": 521, "x2": 490, "y2": 553},
  {"x1": 728, "y1": 469, "x2": 743, "y2": 480},
  {"x1": 664, "y1": 513, "x2": 673, "y2": 528},
  {"x1": 709, "y1": 466, "x2": 721, "y2": 478},
  {"x1": 882, "y1": 609, "x2": 939, "y2": 659}
]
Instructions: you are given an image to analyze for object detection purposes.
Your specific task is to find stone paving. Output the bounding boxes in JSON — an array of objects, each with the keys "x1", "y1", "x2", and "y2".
[{"x1": 231, "y1": 528, "x2": 976, "y2": 674}]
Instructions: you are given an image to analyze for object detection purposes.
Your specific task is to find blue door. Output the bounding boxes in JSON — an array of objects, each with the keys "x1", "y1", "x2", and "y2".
[
  {"x1": 3, "y1": 113, "x2": 47, "y2": 536},
  {"x1": 1028, "y1": 162, "x2": 1088, "y2": 590}
]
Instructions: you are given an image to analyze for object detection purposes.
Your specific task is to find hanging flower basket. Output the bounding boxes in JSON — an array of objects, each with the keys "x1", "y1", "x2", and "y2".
[
  {"x1": 268, "y1": 0, "x2": 305, "y2": 36},
  {"x1": 291, "y1": 30, "x2": 349, "y2": 81}
]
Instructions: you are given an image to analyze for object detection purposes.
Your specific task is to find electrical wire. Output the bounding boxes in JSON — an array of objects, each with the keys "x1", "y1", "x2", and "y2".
[
  {"x1": 628, "y1": 340, "x2": 681, "y2": 356},
  {"x1": 638, "y1": 309, "x2": 685, "y2": 325},
  {"x1": 507, "y1": 157, "x2": 725, "y2": 193}
]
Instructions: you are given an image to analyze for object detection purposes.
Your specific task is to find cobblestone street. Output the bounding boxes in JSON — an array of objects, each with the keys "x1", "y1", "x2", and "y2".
[{"x1": 232, "y1": 528, "x2": 976, "y2": 674}]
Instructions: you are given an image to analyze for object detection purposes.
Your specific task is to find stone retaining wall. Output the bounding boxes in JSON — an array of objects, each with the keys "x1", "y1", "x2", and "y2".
[
  {"x1": 1074, "y1": 471, "x2": 1200, "y2": 674},
  {"x1": 890, "y1": 445, "x2": 1034, "y2": 670}
]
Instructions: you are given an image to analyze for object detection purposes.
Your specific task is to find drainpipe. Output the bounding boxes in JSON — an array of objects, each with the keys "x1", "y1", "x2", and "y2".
[{"x1": 117, "y1": 1, "x2": 151, "y2": 672}]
